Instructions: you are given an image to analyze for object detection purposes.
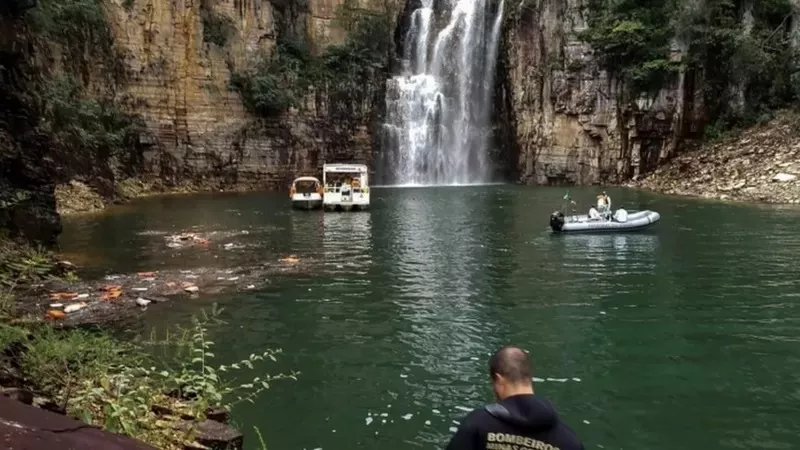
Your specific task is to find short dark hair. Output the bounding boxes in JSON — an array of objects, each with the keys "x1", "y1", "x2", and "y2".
[{"x1": 489, "y1": 345, "x2": 532, "y2": 383}]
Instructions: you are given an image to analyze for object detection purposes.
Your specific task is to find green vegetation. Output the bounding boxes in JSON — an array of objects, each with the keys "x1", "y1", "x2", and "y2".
[
  {"x1": 0, "y1": 241, "x2": 296, "y2": 449},
  {"x1": 35, "y1": 76, "x2": 144, "y2": 162},
  {"x1": 229, "y1": 8, "x2": 391, "y2": 118},
  {"x1": 201, "y1": 1, "x2": 236, "y2": 47},
  {"x1": 581, "y1": 0, "x2": 799, "y2": 131}
]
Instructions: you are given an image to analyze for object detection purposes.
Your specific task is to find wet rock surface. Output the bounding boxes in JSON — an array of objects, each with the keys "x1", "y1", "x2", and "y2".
[
  {"x1": 0, "y1": 394, "x2": 157, "y2": 450},
  {"x1": 629, "y1": 112, "x2": 800, "y2": 204}
]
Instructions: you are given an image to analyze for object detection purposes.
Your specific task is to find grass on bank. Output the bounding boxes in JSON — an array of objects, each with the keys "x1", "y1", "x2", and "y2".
[{"x1": 0, "y1": 239, "x2": 296, "y2": 449}]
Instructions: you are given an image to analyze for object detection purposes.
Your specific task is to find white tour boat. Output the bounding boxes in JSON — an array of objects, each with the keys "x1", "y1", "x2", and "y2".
[
  {"x1": 322, "y1": 163, "x2": 370, "y2": 211},
  {"x1": 289, "y1": 176, "x2": 323, "y2": 210}
]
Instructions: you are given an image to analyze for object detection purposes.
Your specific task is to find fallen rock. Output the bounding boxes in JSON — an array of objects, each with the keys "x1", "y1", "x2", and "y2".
[
  {"x1": 630, "y1": 110, "x2": 800, "y2": 204},
  {"x1": 187, "y1": 419, "x2": 244, "y2": 450},
  {"x1": 0, "y1": 387, "x2": 34, "y2": 405},
  {"x1": 772, "y1": 173, "x2": 797, "y2": 182}
]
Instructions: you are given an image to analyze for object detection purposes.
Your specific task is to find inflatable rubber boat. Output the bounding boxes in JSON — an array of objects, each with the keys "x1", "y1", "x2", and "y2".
[{"x1": 550, "y1": 208, "x2": 660, "y2": 233}]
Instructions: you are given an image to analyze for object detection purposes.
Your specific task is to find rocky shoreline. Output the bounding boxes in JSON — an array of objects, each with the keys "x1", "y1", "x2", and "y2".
[
  {"x1": 629, "y1": 111, "x2": 800, "y2": 204},
  {"x1": 54, "y1": 178, "x2": 260, "y2": 216}
]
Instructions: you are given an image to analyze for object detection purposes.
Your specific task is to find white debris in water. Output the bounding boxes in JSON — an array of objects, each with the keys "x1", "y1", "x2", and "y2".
[
  {"x1": 185, "y1": 275, "x2": 199, "y2": 279},
  {"x1": 76, "y1": 293, "x2": 90, "y2": 299},
  {"x1": 380, "y1": 413, "x2": 388, "y2": 417},
  {"x1": 533, "y1": 377, "x2": 545, "y2": 382},
  {"x1": 600, "y1": 311, "x2": 607, "y2": 315},
  {"x1": 470, "y1": 357, "x2": 479, "y2": 360},
  {"x1": 332, "y1": 430, "x2": 336, "y2": 433},
  {"x1": 572, "y1": 377, "x2": 582, "y2": 382},
  {"x1": 583, "y1": 420, "x2": 590, "y2": 424},
  {"x1": 451, "y1": 420, "x2": 460, "y2": 425},
  {"x1": 142, "y1": 277, "x2": 156, "y2": 282},
  {"x1": 400, "y1": 374, "x2": 408, "y2": 378},
  {"x1": 454, "y1": 406, "x2": 472, "y2": 412},
  {"x1": 401, "y1": 414, "x2": 413, "y2": 420},
  {"x1": 365, "y1": 417, "x2": 373, "y2": 425},
  {"x1": 227, "y1": 277, "x2": 239, "y2": 281},
  {"x1": 50, "y1": 303, "x2": 63, "y2": 308},
  {"x1": 387, "y1": 404, "x2": 392, "y2": 408},
  {"x1": 217, "y1": 277, "x2": 226, "y2": 280},
  {"x1": 105, "y1": 275, "x2": 121, "y2": 280},
  {"x1": 247, "y1": 285, "x2": 255, "y2": 289},
  {"x1": 432, "y1": 409, "x2": 441, "y2": 414},
  {"x1": 132, "y1": 287, "x2": 148, "y2": 292},
  {"x1": 425, "y1": 420, "x2": 431, "y2": 426},
  {"x1": 382, "y1": 419, "x2": 386, "y2": 424},
  {"x1": 546, "y1": 378, "x2": 568, "y2": 382},
  {"x1": 449, "y1": 427, "x2": 458, "y2": 433}
]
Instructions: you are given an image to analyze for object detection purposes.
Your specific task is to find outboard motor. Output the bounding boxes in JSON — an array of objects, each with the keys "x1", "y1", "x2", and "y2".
[{"x1": 549, "y1": 211, "x2": 565, "y2": 232}]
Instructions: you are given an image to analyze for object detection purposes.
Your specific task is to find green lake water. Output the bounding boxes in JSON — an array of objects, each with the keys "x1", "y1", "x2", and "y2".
[{"x1": 59, "y1": 186, "x2": 800, "y2": 450}]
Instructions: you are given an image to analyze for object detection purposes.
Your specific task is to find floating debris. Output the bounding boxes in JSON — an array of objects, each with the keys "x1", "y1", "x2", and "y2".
[
  {"x1": 135, "y1": 297, "x2": 151, "y2": 307},
  {"x1": 280, "y1": 255, "x2": 300, "y2": 265},
  {"x1": 64, "y1": 302, "x2": 87, "y2": 313},
  {"x1": 76, "y1": 293, "x2": 89, "y2": 299},
  {"x1": 365, "y1": 417, "x2": 373, "y2": 426},
  {"x1": 401, "y1": 414, "x2": 413, "y2": 420},
  {"x1": 49, "y1": 303, "x2": 63, "y2": 308},
  {"x1": 46, "y1": 310, "x2": 66, "y2": 320},
  {"x1": 49, "y1": 292, "x2": 78, "y2": 301}
]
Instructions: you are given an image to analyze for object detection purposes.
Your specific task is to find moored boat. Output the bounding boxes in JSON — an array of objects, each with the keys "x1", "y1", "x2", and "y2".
[
  {"x1": 290, "y1": 176, "x2": 323, "y2": 210},
  {"x1": 322, "y1": 163, "x2": 370, "y2": 211}
]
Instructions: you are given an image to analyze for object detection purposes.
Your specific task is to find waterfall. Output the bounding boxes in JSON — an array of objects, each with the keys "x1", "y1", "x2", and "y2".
[{"x1": 382, "y1": 0, "x2": 505, "y2": 186}]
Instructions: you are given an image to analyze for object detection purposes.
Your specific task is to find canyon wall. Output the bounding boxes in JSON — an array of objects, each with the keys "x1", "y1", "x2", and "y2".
[
  {"x1": 110, "y1": 0, "x2": 397, "y2": 191},
  {"x1": 499, "y1": 0, "x2": 704, "y2": 185}
]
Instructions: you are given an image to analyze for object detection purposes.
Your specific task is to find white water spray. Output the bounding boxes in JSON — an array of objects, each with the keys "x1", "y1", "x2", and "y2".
[{"x1": 383, "y1": 0, "x2": 505, "y2": 186}]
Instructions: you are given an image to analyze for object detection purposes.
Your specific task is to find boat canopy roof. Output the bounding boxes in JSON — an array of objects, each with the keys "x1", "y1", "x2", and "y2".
[
  {"x1": 292, "y1": 176, "x2": 320, "y2": 184},
  {"x1": 323, "y1": 164, "x2": 367, "y2": 173}
]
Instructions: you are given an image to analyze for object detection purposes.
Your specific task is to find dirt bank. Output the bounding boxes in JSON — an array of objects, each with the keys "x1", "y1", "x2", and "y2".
[{"x1": 629, "y1": 111, "x2": 800, "y2": 204}]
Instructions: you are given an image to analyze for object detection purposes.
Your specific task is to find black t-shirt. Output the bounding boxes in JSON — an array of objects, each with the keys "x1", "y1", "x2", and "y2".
[{"x1": 445, "y1": 394, "x2": 584, "y2": 450}]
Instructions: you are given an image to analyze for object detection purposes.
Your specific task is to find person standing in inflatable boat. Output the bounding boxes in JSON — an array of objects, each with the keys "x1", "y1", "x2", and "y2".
[{"x1": 595, "y1": 191, "x2": 611, "y2": 220}]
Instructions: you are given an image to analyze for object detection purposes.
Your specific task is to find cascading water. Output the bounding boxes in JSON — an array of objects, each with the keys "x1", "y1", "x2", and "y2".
[{"x1": 382, "y1": 0, "x2": 505, "y2": 186}]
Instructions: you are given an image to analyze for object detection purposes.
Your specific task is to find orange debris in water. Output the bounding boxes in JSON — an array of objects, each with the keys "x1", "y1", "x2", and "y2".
[
  {"x1": 46, "y1": 310, "x2": 66, "y2": 320},
  {"x1": 99, "y1": 284, "x2": 123, "y2": 301},
  {"x1": 280, "y1": 255, "x2": 300, "y2": 265},
  {"x1": 100, "y1": 284, "x2": 122, "y2": 292},
  {"x1": 137, "y1": 271, "x2": 157, "y2": 278}
]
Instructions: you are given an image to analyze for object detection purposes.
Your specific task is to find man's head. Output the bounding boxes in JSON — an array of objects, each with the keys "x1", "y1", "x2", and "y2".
[{"x1": 488, "y1": 346, "x2": 534, "y2": 401}]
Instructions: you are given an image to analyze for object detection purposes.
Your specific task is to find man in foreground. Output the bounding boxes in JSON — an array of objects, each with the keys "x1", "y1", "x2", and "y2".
[{"x1": 445, "y1": 346, "x2": 584, "y2": 450}]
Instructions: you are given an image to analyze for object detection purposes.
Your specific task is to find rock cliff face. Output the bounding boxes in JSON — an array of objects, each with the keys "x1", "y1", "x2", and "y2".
[
  {"x1": 111, "y1": 0, "x2": 395, "y2": 191},
  {"x1": 499, "y1": 0, "x2": 704, "y2": 185}
]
